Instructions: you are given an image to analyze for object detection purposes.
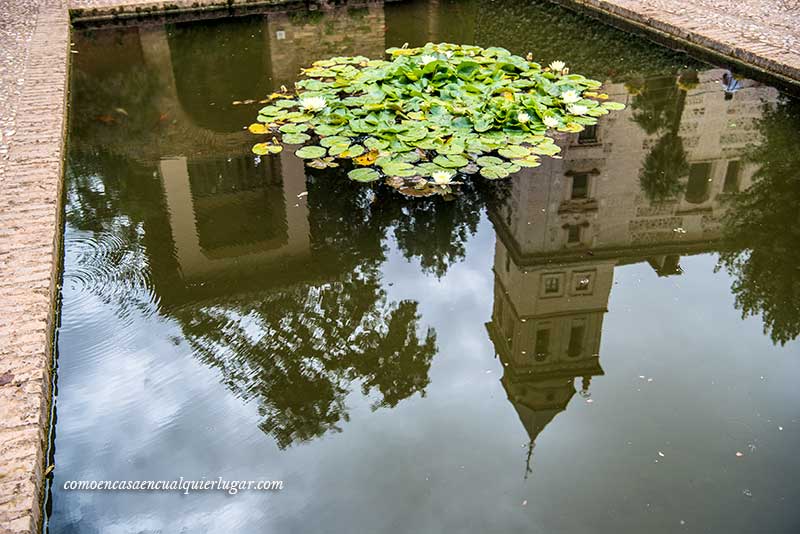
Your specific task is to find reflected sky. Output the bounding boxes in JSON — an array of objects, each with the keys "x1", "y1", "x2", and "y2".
[{"x1": 49, "y1": 1, "x2": 800, "y2": 532}]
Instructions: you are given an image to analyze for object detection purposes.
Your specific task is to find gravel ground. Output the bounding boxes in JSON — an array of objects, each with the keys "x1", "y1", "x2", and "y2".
[{"x1": 0, "y1": 0, "x2": 41, "y2": 179}]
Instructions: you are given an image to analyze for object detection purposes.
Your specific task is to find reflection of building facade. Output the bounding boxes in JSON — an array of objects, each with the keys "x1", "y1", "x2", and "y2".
[
  {"x1": 73, "y1": 1, "x2": 783, "y2": 453},
  {"x1": 487, "y1": 73, "x2": 779, "y2": 465},
  {"x1": 159, "y1": 152, "x2": 309, "y2": 280},
  {"x1": 72, "y1": 4, "x2": 389, "y2": 283},
  {"x1": 495, "y1": 70, "x2": 779, "y2": 267}
]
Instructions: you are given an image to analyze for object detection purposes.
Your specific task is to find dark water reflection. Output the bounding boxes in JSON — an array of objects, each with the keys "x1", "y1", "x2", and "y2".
[{"x1": 50, "y1": 0, "x2": 800, "y2": 532}]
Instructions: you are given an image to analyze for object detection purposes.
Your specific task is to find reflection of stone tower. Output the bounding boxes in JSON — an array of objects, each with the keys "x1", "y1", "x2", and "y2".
[
  {"x1": 486, "y1": 224, "x2": 609, "y2": 476},
  {"x1": 135, "y1": 4, "x2": 393, "y2": 284},
  {"x1": 486, "y1": 72, "x2": 779, "y2": 476},
  {"x1": 486, "y1": 160, "x2": 612, "y2": 475}
]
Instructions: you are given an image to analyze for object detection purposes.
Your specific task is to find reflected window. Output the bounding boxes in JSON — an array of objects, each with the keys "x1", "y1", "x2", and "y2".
[
  {"x1": 723, "y1": 160, "x2": 741, "y2": 193},
  {"x1": 571, "y1": 270, "x2": 595, "y2": 295},
  {"x1": 578, "y1": 124, "x2": 598, "y2": 144},
  {"x1": 188, "y1": 156, "x2": 287, "y2": 255},
  {"x1": 502, "y1": 304, "x2": 515, "y2": 349},
  {"x1": 568, "y1": 322, "x2": 585, "y2": 358},
  {"x1": 567, "y1": 225, "x2": 582, "y2": 243},
  {"x1": 685, "y1": 162, "x2": 712, "y2": 204},
  {"x1": 535, "y1": 329, "x2": 550, "y2": 361},
  {"x1": 571, "y1": 173, "x2": 589, "y2": 199},
  {"x1": 541, "y1": 273, "x2": 565, "y2": 297},
  {"x1": 545, "y1": 277, "x2": 559, "y2": 294}
]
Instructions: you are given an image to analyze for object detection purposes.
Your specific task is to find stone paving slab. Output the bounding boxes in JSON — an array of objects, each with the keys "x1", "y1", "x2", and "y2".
[{"x1": 548, "y1": 0, "x2": 800, "y2": 86}]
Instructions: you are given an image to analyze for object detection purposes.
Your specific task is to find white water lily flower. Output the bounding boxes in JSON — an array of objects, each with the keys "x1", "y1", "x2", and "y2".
[
  {"x1": 543, "y1": 116, "x2": 559, "y2": 128},
  {"x1": 300, "y1": 96, "x2": 327, "y2": 112},
  {"x1": 567, "y1": 104, "x2": 589, "y2": 115},
  {"x1": 444, "y1": 50, "x2": 453, "y2": 58},
  {"x1": 549, "y1": 60, "x2": 566, "y2": 72},
  {"x1": 431, "y1": 170, "x2": 455, "y2": 185},
  {"x1": 561, "y1": 90, "x2": 581, "y2": 104},
  {"x1": 419, "y1": 55, "x2": 437, "y2": 65},
  {"x1": 517, "y1": 112, "x2": 530, "y2": 123}
]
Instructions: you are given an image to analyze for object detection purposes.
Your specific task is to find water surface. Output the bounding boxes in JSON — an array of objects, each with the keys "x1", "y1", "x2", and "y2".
[{"x1": 49, "y1": 1, "x2": 800, "y2": 532}]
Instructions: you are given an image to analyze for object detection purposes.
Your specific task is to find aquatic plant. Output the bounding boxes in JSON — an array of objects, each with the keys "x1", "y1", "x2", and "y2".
[{"x1": 250, "y1": 42, "x2": 624, "y2": 195}]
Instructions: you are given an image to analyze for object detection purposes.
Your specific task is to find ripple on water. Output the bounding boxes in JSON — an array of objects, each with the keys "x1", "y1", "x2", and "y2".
[{"x1": 60, "y1": 230, "x2": 161, "y2": 357}]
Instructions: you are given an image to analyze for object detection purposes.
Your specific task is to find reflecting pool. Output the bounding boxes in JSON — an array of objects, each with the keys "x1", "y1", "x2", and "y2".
[{"x1": 49, "y1": 0, "x2": 800, "y2": 532}]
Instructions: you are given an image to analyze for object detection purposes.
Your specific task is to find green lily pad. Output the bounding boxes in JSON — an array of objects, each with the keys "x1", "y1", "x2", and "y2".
[
  {"x1": 498, "y1": 145, "x2": 531, "y2": 159},
  {"x1": 279, "y1": 123, "x2": 309, "y2": 134},
  {"x1": 364, "y1": 137, "x2": 390, "y2": 150},
  {"x1": 252, "y1": 143, "x2": 283, "y2": 155},
  {"x1": 433, "y1": 154, "x2": 469, "y2": 168},
  {"x1": 476, "y1": 156, "x2": 503, "y2": 167},
  {"x1": 480, "y1": 165, "x2": 511, "y2": 179},
  {"x1": 246, "y1": 43, "x2": 627, "y2": 195},
  {"x1": 320, "y1": 135, "x2": 351, "y2": 147},
  {"x1": 348, "y1": 168, "x2": 381, "y2": 182},
  {"x1": 282, "y1": 133, "x2": 311, "y2": 145},
  {"x1": 402, "y1": 150, "x2": 426, "y2": 162},
  {"x1": 531, "y1": 142, "x2": 561, "y2": 156},
  {"x1": 340, "y1": 145, "x2": 365, "y2": 158},
  {"x1": 380, "y1": 161, "x2": 417, "y2": 177},
  {"x1": 327, "y1": 142, "x2": 352, "y2": 156},
  {"x1": 296, "y1": 145, "x2": 327, "y2": 159},
  {"x1": 274, "y1": 99, "x2": 297, "y2": 109},
  {"x1": 315, "y1": 124, "x2": 343, "y2": 136},
  {"x1": 513, "y1": 155, "x2": 541, "y2": 168}
]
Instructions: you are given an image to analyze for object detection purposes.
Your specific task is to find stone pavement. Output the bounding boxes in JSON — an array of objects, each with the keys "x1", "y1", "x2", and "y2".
[
  {"x1": 550, "y1": 0, "x2": 800, "y2": 86},
  {"x1": 0, "y1": 1, "x2": 69, "y2": 533},
  {"x1": 0, "y1": 0, "x2": 799, "y2": 533}
]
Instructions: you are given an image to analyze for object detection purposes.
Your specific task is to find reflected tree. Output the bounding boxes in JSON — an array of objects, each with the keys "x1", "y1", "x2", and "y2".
[
  {"x1": 471, "y1": 0, "x2": 701, "y2": 83},
  {"x1": 390, "y1": 186, "x2": 483, "y2": 278},
  {"x1": 63, "y1": 17, "x2": 515, "y2": 448},
  {"x1": 632, "y1": 74, "x2": 690, "y2": 202},
  {"x1": 177, "y1": 268, "x2": 437, "y2": 449},
  {"x1": 638, "y1": 132, "x2": 689, "y2": 202},
  {"x1": 718, "y1": 98, "x2": 800, "y2": 345},
  {"x1": 171, "y1": 168, "x2": 507, "y2": 447}
]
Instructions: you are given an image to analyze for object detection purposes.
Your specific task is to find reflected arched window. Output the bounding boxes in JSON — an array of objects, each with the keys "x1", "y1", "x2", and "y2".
[
  {"x1": 685, "y1": 162, "x2": 712, "y2": 204},
  {"x1": 567, "y1": 320, "x2": 586, "y2": 358},
  {"x1": 534, "y1": 328, "x2": 550, "y2": 361}
]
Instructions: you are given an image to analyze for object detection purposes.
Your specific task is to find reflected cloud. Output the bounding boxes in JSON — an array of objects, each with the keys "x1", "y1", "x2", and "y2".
[{"x1": 55, "y1": 6, "x2": 800, "y2": 532}]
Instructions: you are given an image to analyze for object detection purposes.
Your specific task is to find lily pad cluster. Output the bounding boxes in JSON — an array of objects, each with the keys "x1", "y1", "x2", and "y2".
[{"x1": 250, "y1": 42, "x2": 625, "y2": 195}]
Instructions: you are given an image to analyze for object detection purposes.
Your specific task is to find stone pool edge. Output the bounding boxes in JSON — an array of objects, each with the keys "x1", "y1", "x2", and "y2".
[
  {"x1": 0, "y1": 3, "x2": 69, "y2": 534},
  {"x1": 69, "y1": 0, "x2": 305, "y2": 22},
  {"x1": 544, "y1": 0, "x2": 800, "y2": 92},
  {"x1": 1, "y1": 0, "x2": 799, "y2": 532}
]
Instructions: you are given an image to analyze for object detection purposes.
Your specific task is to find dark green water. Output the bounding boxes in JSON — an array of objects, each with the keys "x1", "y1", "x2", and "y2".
[{"x1": 49, "y1": 1, "x2": 800, "y2": 532}]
